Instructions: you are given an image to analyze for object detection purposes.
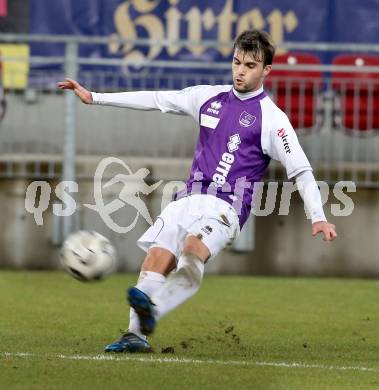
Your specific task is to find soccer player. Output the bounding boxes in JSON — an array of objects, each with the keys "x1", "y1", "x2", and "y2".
[{"x1": 58, "y1": 30, "x2": 337, "y2": 353}]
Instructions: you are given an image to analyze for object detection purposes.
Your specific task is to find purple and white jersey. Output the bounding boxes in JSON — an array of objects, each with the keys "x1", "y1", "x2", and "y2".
[{"x1": 92, "y1": 85, "x2": 312, "y2": 227}]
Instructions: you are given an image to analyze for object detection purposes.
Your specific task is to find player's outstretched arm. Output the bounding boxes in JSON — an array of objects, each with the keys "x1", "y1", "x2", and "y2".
[
  {"x1": 312, "y1": 221, "x2": 337, "y2": 242},
  {"x1": 57, "y1": 78, "x2": 93, "y2": 104},
  {"x1": 293, "y1": 171, "x2": 337, "y2": 243}
]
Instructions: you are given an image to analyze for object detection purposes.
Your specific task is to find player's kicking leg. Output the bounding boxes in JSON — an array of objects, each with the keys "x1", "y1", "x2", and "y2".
[{"x1": 104, "y1": 247, "x2": 175, "y2": 353}]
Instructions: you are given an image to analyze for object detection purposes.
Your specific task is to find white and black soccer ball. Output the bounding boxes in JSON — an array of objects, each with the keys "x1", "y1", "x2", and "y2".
[{"x1": 60, "y1": 230, "x2": 117, "y2": 281}]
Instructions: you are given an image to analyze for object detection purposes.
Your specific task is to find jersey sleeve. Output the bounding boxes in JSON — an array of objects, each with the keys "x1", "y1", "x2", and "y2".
[
  {"x1": 295, "y1": 170, "x2": 326, "y2": 223},
  {"x1": 91, "y1": 85, "x2": 231, "y2": 122},
  {"x1": 262, "y1": 109, "x2": 312, "y2": 179}
]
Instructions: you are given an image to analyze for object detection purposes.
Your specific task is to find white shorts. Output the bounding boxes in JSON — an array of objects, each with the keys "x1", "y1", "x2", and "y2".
[{"x1": 137, "y1": 194, "x2": 240, "y2": 260}]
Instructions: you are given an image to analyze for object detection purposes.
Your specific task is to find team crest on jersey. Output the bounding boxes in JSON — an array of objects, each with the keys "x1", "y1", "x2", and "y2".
[
  {"x1": 239, "y1": 111, "x2": 256, "y2": 127},
  {"x1": 207, "y1": 100, "x2": 222, "y2": 115}
]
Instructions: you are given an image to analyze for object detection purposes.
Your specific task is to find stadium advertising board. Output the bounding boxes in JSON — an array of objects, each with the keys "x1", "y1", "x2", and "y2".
[{"x1": 29, "y1": 0, "x2": 379, "y2": 61}]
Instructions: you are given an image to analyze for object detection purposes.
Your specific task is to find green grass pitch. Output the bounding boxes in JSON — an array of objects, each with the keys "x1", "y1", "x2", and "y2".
[{"x1": 1, "y1": 271, "x2": 379, "y2": 389}]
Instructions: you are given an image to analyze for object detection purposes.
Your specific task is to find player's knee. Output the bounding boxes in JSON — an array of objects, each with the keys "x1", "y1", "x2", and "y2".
[
  {"x1": 182, "y1": 235, "x2": 210, "y2": 262},
  {"x1": 142, "y1": 247, "x2": 176, "y2": 276}
]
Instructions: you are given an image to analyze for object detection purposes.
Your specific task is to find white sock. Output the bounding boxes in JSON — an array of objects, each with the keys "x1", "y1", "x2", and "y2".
[
  {"x1": 128, "y1": 271, "x2": 166, "y2": 337},
  {"x1": 152, "y1": 253, "x2": 204, "y2": 320}
]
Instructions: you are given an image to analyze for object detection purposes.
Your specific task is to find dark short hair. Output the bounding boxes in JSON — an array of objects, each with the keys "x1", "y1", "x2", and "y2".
[{"x1": 233, "y1": 30, "x2": 275, "y2": 67}]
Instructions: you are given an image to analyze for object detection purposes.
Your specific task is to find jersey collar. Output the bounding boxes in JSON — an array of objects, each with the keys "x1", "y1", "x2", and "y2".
[{"x1": 232, "y1": 86, "x2": 264, "y2": 101}]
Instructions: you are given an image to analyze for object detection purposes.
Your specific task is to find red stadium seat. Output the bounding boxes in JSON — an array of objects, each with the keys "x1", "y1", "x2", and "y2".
[
  {"x1": 331, "y1": 54, "x2": 379, "y2": 132},
  {"x1": 266, "y1": 53, "x2": 323, "y2": 131}
]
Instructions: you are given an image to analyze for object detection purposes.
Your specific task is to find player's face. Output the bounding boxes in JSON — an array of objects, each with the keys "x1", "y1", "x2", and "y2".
[{"x1": 232, "y1": 50, "x2": 272, "y2": 93}]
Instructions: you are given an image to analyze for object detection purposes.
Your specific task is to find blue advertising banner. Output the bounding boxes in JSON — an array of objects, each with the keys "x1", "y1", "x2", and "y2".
[
  {"x1": 27, "y1": 0, "x2": 379, "y2": 87},
  {"x1": 29, "y1": 0, "x2": 333, "y2": 61}
]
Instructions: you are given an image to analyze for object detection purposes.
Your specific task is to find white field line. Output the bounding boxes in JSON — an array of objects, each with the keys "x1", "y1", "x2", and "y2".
[{"x1": 1, "y1": 352, "x2": 379, "y2": 374}]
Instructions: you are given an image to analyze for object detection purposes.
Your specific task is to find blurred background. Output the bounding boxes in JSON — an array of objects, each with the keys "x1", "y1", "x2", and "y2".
[{"x1": 0, "y1": 0, "x2": 378, "y2": 276}]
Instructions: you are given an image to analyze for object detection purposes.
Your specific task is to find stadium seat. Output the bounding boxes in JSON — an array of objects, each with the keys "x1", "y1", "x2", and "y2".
[
  {"x1": 266, "y1": 53, "x2": 323, "y2": 131},
  {"x1": 331, "y1": 54, "x2": 379, "y2": 132}
]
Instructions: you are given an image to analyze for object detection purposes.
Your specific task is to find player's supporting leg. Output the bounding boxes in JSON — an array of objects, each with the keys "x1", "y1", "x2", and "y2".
[
  {"x1": 128, "y1": 235, "x2": 209, "y2": 335},
  {"x1": 105, "y1": 247, "x2": 175, "y2": 353}
]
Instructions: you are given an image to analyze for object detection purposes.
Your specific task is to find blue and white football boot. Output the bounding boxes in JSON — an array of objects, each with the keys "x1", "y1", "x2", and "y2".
[
  {"x1": 127, "y1": 287, "x2": 156, "y2": 336},
  {"x1": 104, "y1": 332, "x2": 151, "y2": 353}
]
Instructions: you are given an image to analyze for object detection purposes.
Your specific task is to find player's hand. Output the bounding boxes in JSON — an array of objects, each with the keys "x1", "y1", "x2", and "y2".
[
  {"x1": 312, "y1": 221, "x2": 337, "y2": 242},
  {"x1": 57, "y1": 78, "x2": 93, "y2": 104}
]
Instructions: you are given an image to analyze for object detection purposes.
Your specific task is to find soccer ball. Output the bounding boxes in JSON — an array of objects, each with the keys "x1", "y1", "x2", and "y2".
[{"x1": 60, "y1": 230, "x2": 117, "y2": 281}]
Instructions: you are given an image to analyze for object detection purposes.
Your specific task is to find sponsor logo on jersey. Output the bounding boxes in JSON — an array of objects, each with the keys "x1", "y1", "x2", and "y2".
[
  {"x1": 239, "y1": 111, "x2": 256, "y2": 127},
  {"x1": 212, "y1": 134, "x2": 241, "y2": 187},
  {"x1": 207, "y1": 100, "x2": 222, "y2": 115},
  {"x1": 227, "y1": 133, "x2": 241, "y2": 153},
  {"x1": 277, "y1": 128, "x2": 291, "y2": 154}
]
